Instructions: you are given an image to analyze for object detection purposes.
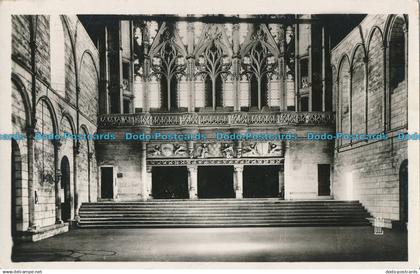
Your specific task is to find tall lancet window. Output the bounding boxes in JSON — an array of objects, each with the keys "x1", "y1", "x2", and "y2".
[
  {"x1": 150, "y1": 24, "x2": 186, "y2": 111},
  {"x1": 50, "y1": 16, "x2": 65, "y2": 96},
  {"x1": 242, "y1": 26, "x2": 277, "y2": 110},
  {"x1": 196, "y1": 40, "x2": 231, "y2": 111}
]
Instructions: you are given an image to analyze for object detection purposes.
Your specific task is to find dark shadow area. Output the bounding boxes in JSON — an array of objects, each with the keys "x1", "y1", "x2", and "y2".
[
  {"x1": 152, "y1": 166, "x2": 189, "y2": 199},
  {"x1": 198, "y1": 166, "x2": 234, "y2": 198},
  {"x1": 243, "y1": 165, "x2": 279, "y2": 198}
]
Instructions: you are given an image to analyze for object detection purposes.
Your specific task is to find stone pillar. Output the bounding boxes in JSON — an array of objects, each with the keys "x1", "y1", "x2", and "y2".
[
  {"x1": 232, "y1": 24, "x2": 241, "y2": 111},
  {"x1": 142, "y1": 27, "x2": 151, "y2": 112},
  {"x1": 234, "y1": 165, "x2": 244, "y2": 199},
  {"x1": 140, "y1": 142, "x2": 148, "y2": 200},
  {"x1": 146, "y1": 166, "x2": 153, "y2": 199},
  {"x1": 187, "y1": 165, "x2": 198, "y2": 199},
  {"x1": 279, "y1": 165, "x2": 285, "y2": 199},
  {"x1": 187, "y1": 22, "x2": 195, "y2": 112},
  {"x1": 285, "y1": 25, "x2": 296, "y2": 111},
  {"x1": 55, "y1": 168, "x2": 63, "y2": 224},
  {"x1": 73, "y1": 143, "x2": 80, "y2": 219},
  {"x1": 284, "y1": 141, "x2": 291, "y2": 200},
  {"x1": 27, "y1": 128, "x2": 37, "y2": 230},
  {"x1": 143, "y1": 59, "x2": 150, "y2": 112},
  {"x1": 54, "y1": 139, "x2": 63, "y2": 224}
]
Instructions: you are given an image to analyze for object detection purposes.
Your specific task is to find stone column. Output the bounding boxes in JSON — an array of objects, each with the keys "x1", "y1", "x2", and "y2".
[
  {"x1": 54, "y1": 139, "x2": 63, "y2": 224},
  {"x1": 73, "y1": 143, "x2": 80, "y2": 220},
  {"x1": 146, "y1": 166, "x2": 153, "y2": 199},
  {"x1": 55, "y1": 168, "x2": 63, "y2": 224},
  {"x1": 234, "y1": 165, "x2": 244, "y2": 199},
  {"x1": 140, "y1": 142, "x2": 148, "y2": 200},
  {"x1": 187, "y1": 22, "x2": 195, "y2": 112},
  {"x1": 232, "y1": 24, "x2": 241, "y2": 111},
  {"x1": 187, "y1": 165, "x2": 198, "y2": 199},
  {"x1": 27, "y1": 128, "x2": 37, "y2": 230},
  {"x1": 142, "y1": 28, "x2": 151, "y2": 112},
  {"x1": 279, "y1": 165, "x2": 285, "y2": 199},
  {"x1": 285, "y1": 25, "x2": 296, "y2": 111},
  {"x1": 283, "y1": 141, "x2": 291, "y2": 200}
]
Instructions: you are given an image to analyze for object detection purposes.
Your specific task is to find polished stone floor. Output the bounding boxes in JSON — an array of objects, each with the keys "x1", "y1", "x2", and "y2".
[{"x1": 11, "y1": 226, "x2": 407, "y2": 262}]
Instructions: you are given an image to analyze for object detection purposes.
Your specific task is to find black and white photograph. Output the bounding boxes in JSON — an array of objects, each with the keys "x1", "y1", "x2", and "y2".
[{"x1": 0, "y1": 0, "x2": 419, "y2": 271}]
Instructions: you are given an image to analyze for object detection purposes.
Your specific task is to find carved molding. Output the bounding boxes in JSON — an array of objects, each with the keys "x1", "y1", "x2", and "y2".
[
  {"x1": 147, "y1": 158, "x2": 284, "y2": 166},
  {"x1": 98, "y1": 111, "x2": 335, "y2": 128}
]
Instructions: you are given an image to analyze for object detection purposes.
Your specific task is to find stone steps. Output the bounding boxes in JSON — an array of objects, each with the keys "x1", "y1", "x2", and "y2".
[{"x1": 77, "y1": 199, "x2": 372, "y2": 228}]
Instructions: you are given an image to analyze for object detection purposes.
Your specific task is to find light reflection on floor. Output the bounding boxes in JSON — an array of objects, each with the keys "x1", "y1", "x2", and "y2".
[{"x1": 11, "y1": 227, "x2": 407, "y2": 262}]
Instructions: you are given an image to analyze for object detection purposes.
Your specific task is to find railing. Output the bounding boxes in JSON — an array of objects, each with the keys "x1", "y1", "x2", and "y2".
[{"x1": 97, "y1": 111, "x2": 336, "y2": 128}]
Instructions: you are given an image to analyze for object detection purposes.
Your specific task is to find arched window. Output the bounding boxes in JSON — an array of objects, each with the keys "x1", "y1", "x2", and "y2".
[
  {"x1": 388, "y1": 16, "x2": 407, "y2": 130},
  {"x1": 150, "y1": 23, "x2": 185, "y2": 111},
  {"x1": 367, "y1": 28, "x2": 384, "y2": 134},
  {"x1": 351, "y1": 46, "x2": 366, "y2": 135},
  {"x1": 338, "y1": 56, "x2": 351, "y2": 146},
  {"x1": 242, "y1": 27, "x2": 275, "y2": 111},
  {"x1": 50, "y1": 16, "x2": 65, "y2": 95},
  {"x1": 159, "y1": 41, "x2": 180, "y2": 111},
  {"x1": 199, "y1": 41, "x2": 228, "y2": 111},
  {"x1": 389, "y1": 17, "x2": 406, "y2": 90}
]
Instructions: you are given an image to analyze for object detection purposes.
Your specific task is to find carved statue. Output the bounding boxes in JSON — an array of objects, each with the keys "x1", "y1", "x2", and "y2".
[
  {"x1": 148, "y1": 144, "x2": 162, "y2": 156},
  {"x1": 221, "y1": 143, "x2": 235, "y2": 158},
  {"x1": 173, "y1": 143, "x2": 188, "y2": 156},
  {"x1": 242, "y1": 143, "x2": 259, "y2": 156},
  {"x1": 197, "y1": 143, "x2": 209, "y2": 158},
  {"x1": 268, "y1": 142, "x2": 282, "y2": 155}
]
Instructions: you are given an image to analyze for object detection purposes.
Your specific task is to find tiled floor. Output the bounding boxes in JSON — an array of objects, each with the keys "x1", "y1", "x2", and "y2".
[{"x1": 11, "y1": 226, "x2": 407, "y2": 262}]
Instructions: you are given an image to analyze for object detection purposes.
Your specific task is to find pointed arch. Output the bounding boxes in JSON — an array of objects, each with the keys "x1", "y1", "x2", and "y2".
[
  {"x1": 194, "y1": 24, "x2": 233, "y2": 58},
  {"x1": 350, "y1": 43, "x2": 367, "y2": 68},
  {"x1": 79, "y1": 49, "x2": 99, "y2": 82},
  {"x1": 351, "y1": 44, "x2": 367, "y2": 135},
  {"x1": 60, "y1": 112, "x2": 76, "y2": 145},
  {"x1": 385, "y1": 15, "x2": 407, "y2": 130},
  {"x1": 79, "y1": 50, "x2": 100, "y2": 117},
  {"x1": 367, "y1": 26, "x2": 384, "y2": 52},
  {"x1": 61, "y1": 16, "x2": 78, "y2": 104},
  {"x1": 11, "y1": 73, "x2": 32, "y2": 129},
  {"x1": 367, "y1": 27, "x2": 385, "y2": 134},
  {"x1": 384, "y1": 15, "x2": 408, "y2": 47},
  {"x1": 36, "y1": 96, "x2": 59, "y2": 134},
  {"x1": 337, "y1": 54, "x2": 351, "y2": 146}
]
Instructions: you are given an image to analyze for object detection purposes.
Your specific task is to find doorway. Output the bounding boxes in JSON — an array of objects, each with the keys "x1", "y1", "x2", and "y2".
[
  {"x1": 101, "y1": 167, "x2": 114, "y2": 199},
  {"x1": 318, "y1": 164, "x2": 331, "y2": 196},
  {"x1": 198, "y1": 166, "x2": 234, "y2": 198},
  {"x1": 243, "y1": 165, "x2": 279, "y2": 198},
  {"x1": 152, "y1": 166, "x2": 189, "y2": 199},
  {"x1": 60, "y1": 156, "x2": 71, "y2": 221},
  {"x1": 399, "y1": 160, "x2": 408, "y2": 225}
]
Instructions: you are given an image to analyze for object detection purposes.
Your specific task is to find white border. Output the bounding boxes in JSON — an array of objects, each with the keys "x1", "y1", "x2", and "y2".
[{"x1": 0, "y1": 0, "x2": 418, "y2": 270}]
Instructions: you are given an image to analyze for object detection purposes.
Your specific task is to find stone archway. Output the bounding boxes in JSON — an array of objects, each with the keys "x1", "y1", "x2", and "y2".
[
  {"x1": 60, "y1": 156, "x2": 71, "y2": 221},
  {"x1": 399, "y1": 159, "x2": 408, "y2": 226}
]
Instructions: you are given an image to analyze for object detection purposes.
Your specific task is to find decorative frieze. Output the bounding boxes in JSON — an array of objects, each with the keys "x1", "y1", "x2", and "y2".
[
  {"x1": 147, "y1": 158, "x2": 284, "y2": 166},
  {"x1": 98, "y1": 111, "x2": 335, "y2": 128},
  {"x1": 146, "y1": 141, "x2": 283, "y2": 159}
]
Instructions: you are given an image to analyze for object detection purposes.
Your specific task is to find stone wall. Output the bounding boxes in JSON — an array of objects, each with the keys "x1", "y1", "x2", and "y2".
[
  {"x1": 284, "y1": 127, "x2": 335, "y2": 199},
  {"x1": 11, "y1": 15, "x2": 100, "y2": 233},
  {"x1": 330, "y1": 14, "x2": 408, "y2": 223},
  {"x1": 96, "y1": 141, "x2": 143, "y2": 200}
]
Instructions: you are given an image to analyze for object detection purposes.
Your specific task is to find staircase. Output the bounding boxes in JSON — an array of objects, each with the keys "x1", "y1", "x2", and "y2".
[{"x1": 77, "y1": 199, "x2": 372, "y2": 228}]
